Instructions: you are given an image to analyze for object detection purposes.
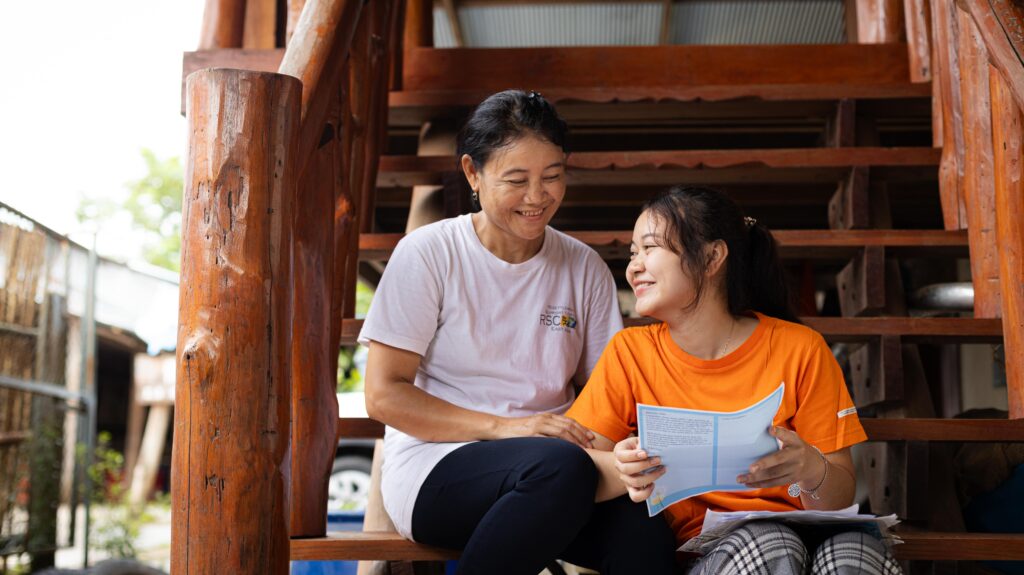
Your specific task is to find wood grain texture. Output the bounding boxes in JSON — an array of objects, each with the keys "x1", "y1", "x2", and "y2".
[
  {"x1": 957, "y1": 7, "x2": 1002, "y2": 318},
  {"x1": 932, "y1": 0, "x2": 967, "y2": 229},
  {"x1": 199, "y1": 0, "x2": 246, "y2": 49},
  {"x1": 175, "y1": 68, "x2": 301, "y2": 575},
  {"x1": 337, "y1": 316, "x2": 1000, "y2": 346},
  {"x1": 850, "y1": 0, "x2": 906, "y2": 43},
  {"x1": 960, "y1": 0, "x2": 1024, "y2": 112},
  {"x1": 289, "y1": 93, "x2": 341, "y2": 538},
  {"x1": 243, "y1": 0, "x2": 277, "y2": 49},
  {"x1": 357, "y1": 230, "x2": 970, "y2": 262},
  {"x1": 376, "y1": 148, "x2": 940, "y2": 187},
  {"x1": 902, "y1": 0, "x2": 931, "y2": 81},
  {"x1": 991, "y1": 66, "x2": 1024, "y2": 418}
]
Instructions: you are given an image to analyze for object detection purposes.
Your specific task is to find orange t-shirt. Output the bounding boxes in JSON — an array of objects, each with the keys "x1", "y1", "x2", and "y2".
[{"x1": 566, "y1": 312, "x2": 867, "y2": 544}]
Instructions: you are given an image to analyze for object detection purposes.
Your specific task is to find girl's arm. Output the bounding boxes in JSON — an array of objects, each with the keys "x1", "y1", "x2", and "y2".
[
  {"x1": 584, "y1": 432, "x2": 666, "y2": 502},
  {"x1": 365, "y1": 341, "x2": 595, "y2": 447},
  {"x1": 737, "y1": 426, "x2": 856, "y2": 510}
]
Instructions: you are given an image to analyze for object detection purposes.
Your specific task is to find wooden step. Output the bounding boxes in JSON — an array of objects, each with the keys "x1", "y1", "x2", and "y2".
[
  {"x1": 289, "y1": 530, "x2": 1024, "y2": 562},
  {"x1": 359, "y1": 230, "x2": 969, "y2": 262},
  {"x1": 340, "y1": 317, "x2": 1001, "y2": 347},
  {"x1": 183, "y1": 45, "x2": 930, "y2": 119},
  {"x1": 290, "y1": 531, "x2": 457, "y2": 561},
  {"x1": 339, "y1": 317, "x2": 1001, "y2": 347},
  {"x1": 337, "y1": 418, "x2": 1024, "y2": 443},
  {"x1": 377, "y1": 148, "x2": 940, "y2": 187}
]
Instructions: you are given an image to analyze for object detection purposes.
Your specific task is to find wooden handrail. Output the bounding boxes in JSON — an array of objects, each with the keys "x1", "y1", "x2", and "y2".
[{"x1": 960, "y1": 0, "x2": 1024, "y2": 111}]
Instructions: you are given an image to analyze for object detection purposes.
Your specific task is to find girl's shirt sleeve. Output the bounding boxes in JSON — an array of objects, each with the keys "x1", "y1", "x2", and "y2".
[
  {"x1": 567, "y1": 331, "x2": 640, "y2": 442},
  {"x1": 790, "y1": 334, "x2": 868, "y2": 453}
]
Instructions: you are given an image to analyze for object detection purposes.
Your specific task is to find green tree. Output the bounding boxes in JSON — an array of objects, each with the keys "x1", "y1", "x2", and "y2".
[{"x1": 77, "y1": 149, "x2": 183, "y2": 271}]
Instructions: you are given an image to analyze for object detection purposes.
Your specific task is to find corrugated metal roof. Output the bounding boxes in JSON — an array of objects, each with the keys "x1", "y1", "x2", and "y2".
[{"x1": 432, "y1": 0, "x2": 845, "y2": 48}]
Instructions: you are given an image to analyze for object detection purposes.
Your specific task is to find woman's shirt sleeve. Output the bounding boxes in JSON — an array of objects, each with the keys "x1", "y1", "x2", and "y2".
[{"x1": 357, "y1": 230, "x2": 445, "y2": 356}]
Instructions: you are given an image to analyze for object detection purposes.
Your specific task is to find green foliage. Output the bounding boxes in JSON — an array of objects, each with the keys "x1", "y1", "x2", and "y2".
[
  {"x1": 81, "y1": 432, "x2": 141, "y2": 560},
  {"x1": 77, "y1": 148, "x2": 184, "y2": 271}
]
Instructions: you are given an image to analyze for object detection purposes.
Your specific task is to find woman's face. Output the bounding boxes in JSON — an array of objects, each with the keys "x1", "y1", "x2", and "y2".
[
  {"x1": 463, "y1": 134, "x2": 567, "y2": 243},
  {"x1": 626, "y1": 210, "x2": 698, "y2": 320}
]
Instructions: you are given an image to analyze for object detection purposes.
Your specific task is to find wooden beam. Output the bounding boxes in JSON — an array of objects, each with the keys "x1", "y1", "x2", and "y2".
[
  {"x1": 902, "y1": 0, "x2": 931, "y2": 81},
  {"x1": 837, "y1": 246, "x2": 886, "y2": 316},
  {"x1": 991, "y1": 66, "x2": 1024, "y2": 419},
  {"x1": 659, "y1": 0, "x2": 673, "y2": 45},
  {"x1": 286, "y1": 0, "x2": 306, "y2": 46},
  {"x1": 175, "y1": 68, "x2": 300, "y2": 575},
  {"x1": 279, "y1": 0, "x2": 365, "y2": 163},
  {"x1": 404, "y1": 0, "x2": 433, "y2": 53},
  {"x1": 441, "y1": 0, "x2": 463, "y2": 47},
  {"x1": 199, "y1": 0, "x2": 247, "y2": 49},
  {"x1": 292, "y1": 532, "x2": 460, "y2": 561},
  {"x1": 960, "y1": 0, "x2": 1024, "y2": 112},
  {"x1": 932, "y1": 0, "x2": 967, "y2": 229},
  {"x1": 829, "y1": 167, "x2": 871, "y2": 229},
  {"x1": 847, "y1": 0, "x2": 906, "y2": 43},
  {"x1": 243, "y1": 0, "x2": 277, "y2": 49},
  {"x1": 957, "y1": 7, "x2": 1002, "y2": 318}
]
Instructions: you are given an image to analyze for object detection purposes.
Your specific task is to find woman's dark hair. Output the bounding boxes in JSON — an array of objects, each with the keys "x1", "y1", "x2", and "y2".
[
  {"x1": 642, "y1": 185, "x2": 797, "y2": 323},
  {"x1": 456, "y1": 90, "x2": 568, "y2": 170}
]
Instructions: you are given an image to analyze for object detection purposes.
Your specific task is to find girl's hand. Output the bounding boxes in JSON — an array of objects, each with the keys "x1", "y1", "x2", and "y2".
[
  {"x1": 737, "y1": 426, "x2": 826, "y2": 490},
  {"x1": 613, "y1": 436, "x2": 666, "y2": 502},
  {"x1": 498, "y1": 413, "x2": 595, "y2": 448}
]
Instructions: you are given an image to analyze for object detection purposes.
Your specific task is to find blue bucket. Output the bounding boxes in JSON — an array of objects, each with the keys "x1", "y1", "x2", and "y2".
[{"x1": 291, "y1": 512, "x2": 365, "y2": 575}]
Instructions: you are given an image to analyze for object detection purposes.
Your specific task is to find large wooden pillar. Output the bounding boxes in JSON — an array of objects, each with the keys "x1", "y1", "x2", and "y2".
[
  {"x1": 990, "y1": 68, "x2": 1024, "y2": 419},
  {"x1": 173, "y1": 68, "x2": 300, "y2": 575}
]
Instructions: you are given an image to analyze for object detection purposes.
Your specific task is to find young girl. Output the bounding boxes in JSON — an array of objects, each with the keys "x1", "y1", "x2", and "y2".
[{"x1": 569, "y1": 186, "x2": 901, "y2": 574}]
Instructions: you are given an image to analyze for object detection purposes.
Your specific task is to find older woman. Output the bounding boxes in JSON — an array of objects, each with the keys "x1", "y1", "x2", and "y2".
[{"x1": 360, "y1": 91, "x2": 678, "y2": 575}]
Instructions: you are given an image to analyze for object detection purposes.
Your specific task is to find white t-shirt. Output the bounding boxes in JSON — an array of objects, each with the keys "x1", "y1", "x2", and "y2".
[{"x1": 358, "y1": 214, "x2": 623, "y2": 539}]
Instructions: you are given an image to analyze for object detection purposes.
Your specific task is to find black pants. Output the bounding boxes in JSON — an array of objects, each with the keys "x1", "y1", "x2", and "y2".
[{"x1": 411, "y1": 437, "x2": 679, "y2": 575}]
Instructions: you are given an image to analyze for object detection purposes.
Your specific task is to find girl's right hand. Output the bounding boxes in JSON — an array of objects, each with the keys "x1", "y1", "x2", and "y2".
[
  {"x1": 613, "y1": 436, "x2": 666, "y2": 502},
  {"x1": 497, "y1": 413, "x2": 595, "y2": 448}
]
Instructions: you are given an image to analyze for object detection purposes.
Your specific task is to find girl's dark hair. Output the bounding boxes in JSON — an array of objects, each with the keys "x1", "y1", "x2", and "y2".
[
  {"x1": 642, "y1": 185, "x2": 798, "y2": 323},
  {"x1": 456, "y1": 90, "x2": 568, "y2": 170}
]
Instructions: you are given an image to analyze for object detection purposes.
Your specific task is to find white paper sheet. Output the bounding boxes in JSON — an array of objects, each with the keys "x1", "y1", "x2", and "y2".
[
  {"x1": 679, "y1": 505, "x2": 902, "y2": 554},
  {"x1": 637, "y1": 383, "x2": 785, "y2": 516}
]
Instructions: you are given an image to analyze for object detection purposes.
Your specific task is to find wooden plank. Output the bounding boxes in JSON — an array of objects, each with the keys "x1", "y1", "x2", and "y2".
[
  {"x1": 838, "y1": 246, "x2": 887, "y2": 317},
  {"x1": 287, "y1": 0, "x2": 306, "y2": 45},
  {"x1": 175, "y1": 68, "x2": 300, "y2": 575},
  {"x1": 991, "y1": 66, "x2": 1024, "y2": 418},
  {"x1": 902, "y1": 0, "x2": 932, "y2": 82},
  {"x1": 0, "y1": 430, "x2": 30, "y2": 446},
  {"x1": 243, "y1": 0, "x2": 277, "y2": 49},
  {"x1": 932, "y1": 0, "x2": 967, "y2": 229},
  {"x1": 357, "y1": 230, "x2": 970, "y2": 262},
  {"x1": 290, "y1": 527, "x2": 1024, "y2": 562},
  {"x1": 377, "y1": 148, "x2": 940, "y2": 187},
  {"x1": 862, "y1": 418, "x2": 1024, "y2": 441},
  {"x1": 402, "y1": 44, "x2": 918, "y2": 93},
  {"x1": 340, "y1": 317, "x2": 1001, "y2": 346},
  {"x1": 848, "y1": 0, "x2": 906, "y2": 43},
  {"x1": 894, "y1": 532, "x2": 1024, "y2": 560},
  {"x1": 828, "y1": 167, "x2": 871, "y2": 230},
  {"x1": 199, "y1": 0, "x2": 246, "y2": 49},
  {"x1": 291, "y1": 532, "x2": 459, "y2": 561},
  {"x1": 960, "y1": 0, "x2": 1024, "y2": 112},
  {"x1": 957, "y1": 7, "x2": 1002, "y2": 318}
]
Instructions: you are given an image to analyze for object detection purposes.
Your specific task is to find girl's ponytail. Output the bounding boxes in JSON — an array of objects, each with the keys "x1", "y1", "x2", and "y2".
[{"x1": 745, "y1": 221, "x2": 798, "y2": 323}]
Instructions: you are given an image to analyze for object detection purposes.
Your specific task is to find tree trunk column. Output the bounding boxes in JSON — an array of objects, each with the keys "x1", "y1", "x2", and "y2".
[{"x1": 173, "y1": 68, "x2": 301, "y2": 575}]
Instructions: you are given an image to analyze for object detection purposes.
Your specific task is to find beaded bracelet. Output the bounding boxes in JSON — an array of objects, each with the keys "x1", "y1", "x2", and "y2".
[{"x1": 787, "y1": 446, "x2": 828, "y2": 500}]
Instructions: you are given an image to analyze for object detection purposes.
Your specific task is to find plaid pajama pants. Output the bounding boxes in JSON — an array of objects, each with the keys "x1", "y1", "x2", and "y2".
[{"x1": 686, "y1": 521, "x2": 902, "y2": 575}]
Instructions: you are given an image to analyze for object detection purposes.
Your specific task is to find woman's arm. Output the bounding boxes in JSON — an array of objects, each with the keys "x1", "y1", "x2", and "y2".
[
  {"x1": 365, "y1": 341, "x2": 595, "y2": 447},
  {"x1": 736, "y1": 427, "x2": 856, "y2": 510}
]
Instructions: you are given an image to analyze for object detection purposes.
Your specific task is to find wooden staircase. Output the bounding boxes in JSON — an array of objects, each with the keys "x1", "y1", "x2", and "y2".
[{"x1": 174, "y1": 0, "x2": 1024, "y2": 573}]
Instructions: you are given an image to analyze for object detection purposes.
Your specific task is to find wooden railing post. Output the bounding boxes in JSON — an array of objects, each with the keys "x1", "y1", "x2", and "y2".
[
  {"x1": 990, "y1": 67, "x2": 1024, "y2": 419},
  {"x1": 173, "y1": 68, "x2": 300, "y2": 575},
  {"x1": 199, "y1": 0, "x2": 247, "y2": 49}
]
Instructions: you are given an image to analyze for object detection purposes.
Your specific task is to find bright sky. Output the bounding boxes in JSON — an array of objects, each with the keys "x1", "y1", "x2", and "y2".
[{"x1": 0, "y1": 0, "x2": 205, "y2": 262}]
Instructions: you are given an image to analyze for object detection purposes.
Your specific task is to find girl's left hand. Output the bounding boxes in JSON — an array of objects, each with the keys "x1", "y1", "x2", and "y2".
[{"x1": 736, "y1": 426, "x2": 825, "y2": 490}]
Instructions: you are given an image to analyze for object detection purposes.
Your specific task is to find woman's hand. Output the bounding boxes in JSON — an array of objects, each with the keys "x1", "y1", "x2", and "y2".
[
  {"x1": 497, "y1": 413, "x2": 596, "y2": 448},
  {"x1": 613, "y1": 436, "x2": 666, "y2": 502},
  {"x1": 737, "y1": 426, "x2": 825, "y2": 490}
]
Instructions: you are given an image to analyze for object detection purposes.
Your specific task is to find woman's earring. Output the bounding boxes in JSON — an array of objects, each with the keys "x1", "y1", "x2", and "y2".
[{"x1": 471, "y1": 190, "x2": 479, "y2": 203}]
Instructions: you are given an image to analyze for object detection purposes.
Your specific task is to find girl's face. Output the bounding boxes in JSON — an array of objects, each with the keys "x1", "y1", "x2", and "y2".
[
  {"x1": 462, "y1": 134, "x2": 567, "y2": 244},
  {"x1": 626, "y1": 210, "x2": 698, "y2": 320}
]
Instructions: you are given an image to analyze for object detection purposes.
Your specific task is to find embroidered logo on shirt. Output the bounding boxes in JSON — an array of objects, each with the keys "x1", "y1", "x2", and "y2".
[
  {"x1": 837, "y1": 406, "x2": 857, "y2": 418},
  {"x1": 540, "y1": 305, "x2": 578, "y2": 332}
]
